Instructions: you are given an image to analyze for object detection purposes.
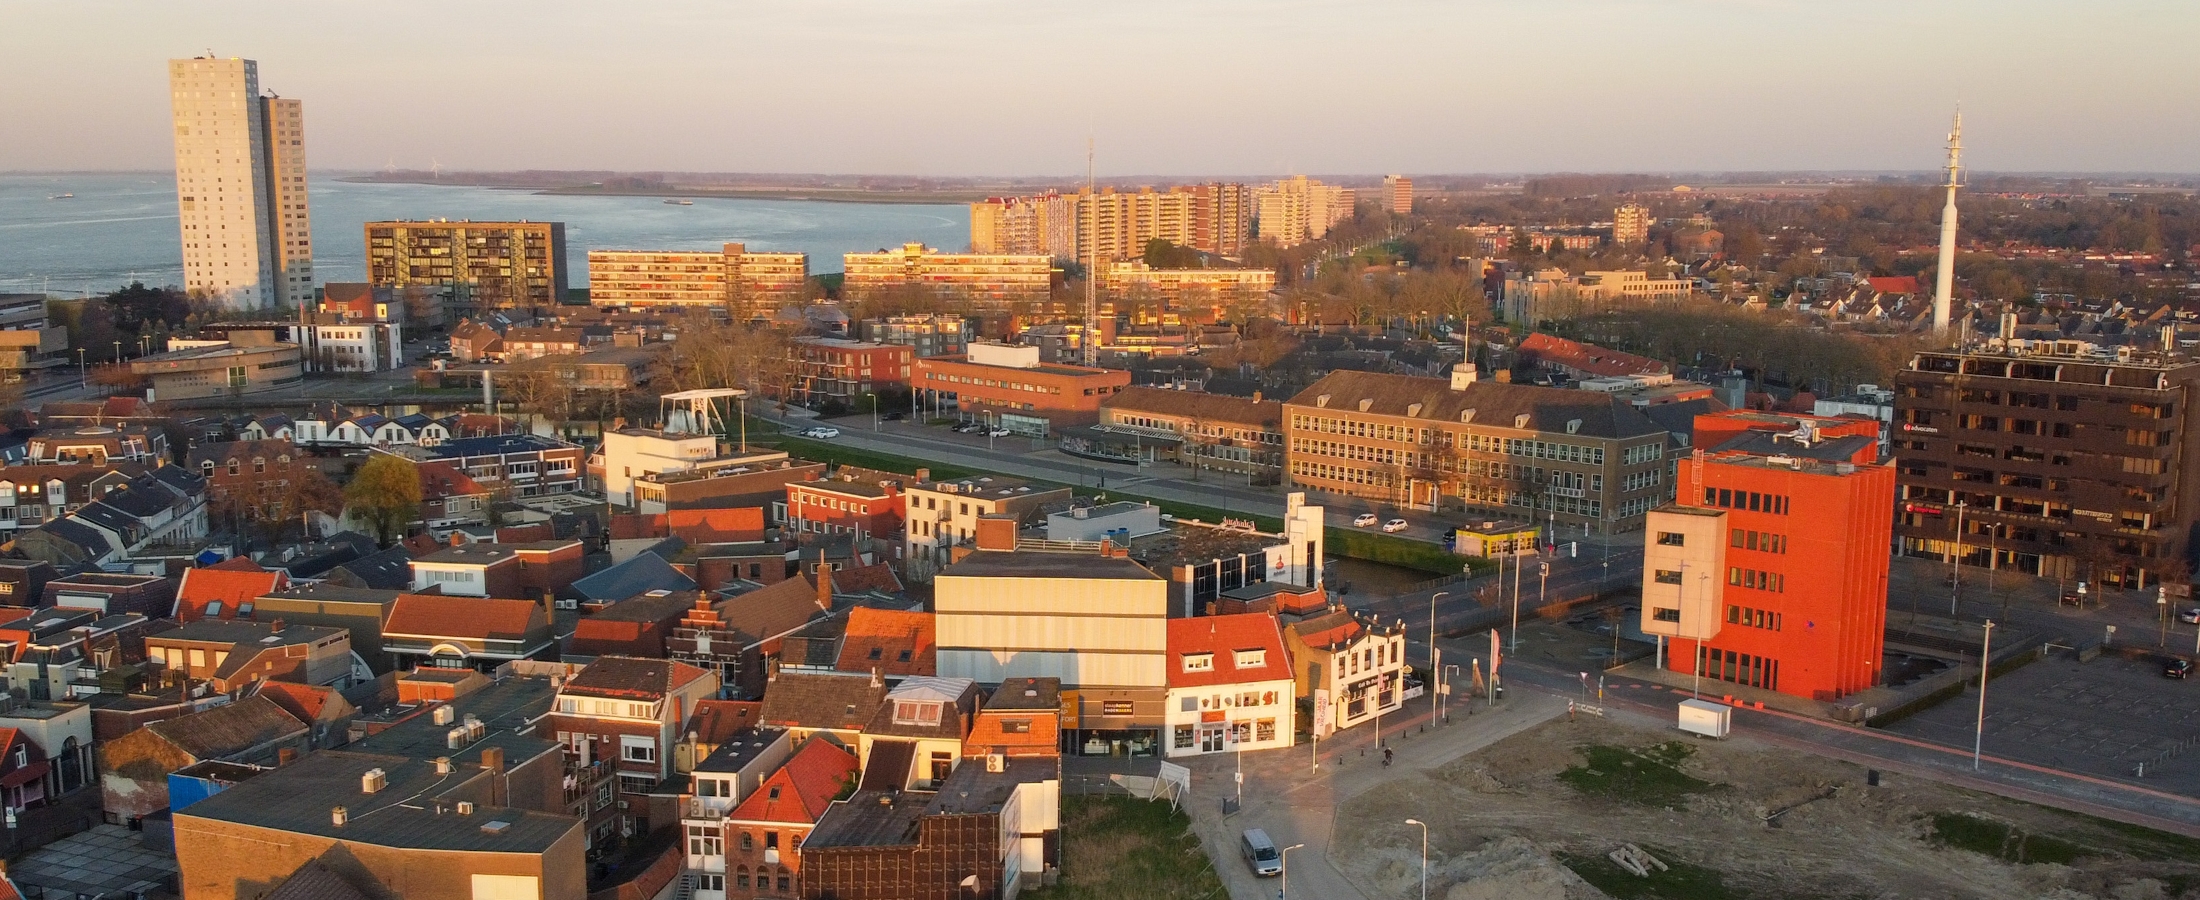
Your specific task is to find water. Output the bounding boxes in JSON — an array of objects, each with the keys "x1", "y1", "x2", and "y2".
[{"x1": 0, "y1": 173, "x2": 969, "y2": 296}]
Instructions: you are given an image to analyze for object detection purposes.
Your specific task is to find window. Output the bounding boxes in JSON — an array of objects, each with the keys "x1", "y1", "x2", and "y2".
[
  {"x1": 740, "y1": 832, "x2": 754, "y2": 851},
  {"x1": 1180, "y1": 696, "x2": 1198, "y2": 712},
  {"x1": 697, "y1": 778, "x2": 725, "y2": 798},
  {"x1": 1181, "y1": 653, "x2": 1214, "y2": 672},
  {"x1": 1174, "y1": 725, "x2": 1195, "y2": 749},
  {"x1": 1001, "y1": 718, "x2": 1032, "y2": 733},
  {"x1": 765, "y1": 831, "x2": 779, "y2": 850},
  {"x1": 1234, "y1": 649, "x2": 1266, "y2": 668},
  {"x1": 1652, "y1": 607, "x2": 1680, "y2": 623},
  {"x1": 619, "y1": 735, "x2": 657, "y2": 763},
  {"x1": 892, "y1": 701, "x2": 943, "y2": 726},
  {"x1": 1655, "y1": 532, "x2": 1686, "y2": 546},
  {"x1": 688, "y1": 824, "x2": 722, "y2": 857},
  {"x1": 1653, "y1": 569, "x2": 1682, "y2": 585}
]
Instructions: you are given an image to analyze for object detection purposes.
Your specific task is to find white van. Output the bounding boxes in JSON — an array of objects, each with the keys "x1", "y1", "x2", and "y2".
[{"x1": 1241, "y1": 828, "x2": 1282, "y2": 877}]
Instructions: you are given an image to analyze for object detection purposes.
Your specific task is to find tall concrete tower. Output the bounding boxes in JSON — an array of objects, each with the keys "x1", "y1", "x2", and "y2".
[
  {"x1": 169, "y1": 56, "x2": 315, "y2": 310},
  {"x1": 1929, "y1": 112, "x2": 1962, "y2": 340}
]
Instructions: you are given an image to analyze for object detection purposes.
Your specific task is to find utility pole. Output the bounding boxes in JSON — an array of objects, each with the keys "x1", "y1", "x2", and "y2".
[
  {"x1": 1950, "y1": 501, "x2": 1967, "y2": 616},
  {"x1": 1083, "y1": 138, "x2": 1098, "y2": 368},
  {"x1": 1428, "y1": 592, "x2": 1447, "y2": 725}
]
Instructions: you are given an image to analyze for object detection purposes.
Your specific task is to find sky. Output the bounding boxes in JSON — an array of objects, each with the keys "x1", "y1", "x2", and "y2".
[{"x1": 4, "y1": 0, "x2": 2196, "y2": 177}]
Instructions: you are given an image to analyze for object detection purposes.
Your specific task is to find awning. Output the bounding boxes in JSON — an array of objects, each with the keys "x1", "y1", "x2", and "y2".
[{"x1": 0, "y1": 760, "x2": 50, "y2": 789}]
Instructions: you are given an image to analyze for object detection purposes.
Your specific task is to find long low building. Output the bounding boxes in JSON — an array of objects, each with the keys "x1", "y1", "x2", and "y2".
[
  {"x1": 843, "y1": 243, "x2": 1052, "y2": 306},
  {"x1": 588, "y1": 243, "x2": 808, "y2": 313},
  {"x1": 130, "y1": 338, "x2": 304, "y2": 401},
  {"x1": 914, "y1": 342, "x2": 1129, "y2": 435}
]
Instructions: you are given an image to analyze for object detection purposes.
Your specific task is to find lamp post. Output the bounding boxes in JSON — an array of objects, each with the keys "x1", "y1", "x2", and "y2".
[
  {"x1": 1974, "y1": 619, "x2": 1995, "y2": 770},
  {"x1": 1538, "y1": 562, "x2": 1550, "y2": 628},
  {"x1": 1428, "y1": 591, "x2": 1447, "y2": 724},
  {"x1": 1403, "y1": 818, "x2": 1428, "y2": 900},
  {"x1": 1509, "y1": 546, "x2": 1524, "y2": 653},
  {"x1": 1694, "y1": 572, "x2": 1709, "y2": 699},
  {"x1": 76, "y1": 347, "x2": 86, "y2": 388},
  {"x1": 1281, "y1": 843, "x2": 1305, "y2": 900},
  {"x1": 1950, "y1": 501, "x2": 1967, "y2": 616}
]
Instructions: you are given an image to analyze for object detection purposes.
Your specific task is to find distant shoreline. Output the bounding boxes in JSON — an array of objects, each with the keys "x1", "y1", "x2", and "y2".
[{"x1": 333, "y1": 176, "x2": 995, "y2": 205}]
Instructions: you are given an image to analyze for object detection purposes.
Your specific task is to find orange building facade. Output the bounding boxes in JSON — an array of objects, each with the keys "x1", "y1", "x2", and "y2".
[
  {"x1": 913, "y1": 342, "x2": 1130, "y2": 434},
  {"x1": 1642, "y1": 411, "x2": 1895, "y2": 701}
]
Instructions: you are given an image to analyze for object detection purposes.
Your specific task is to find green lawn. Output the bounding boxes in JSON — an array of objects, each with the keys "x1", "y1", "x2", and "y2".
[
  {"x1": 1556, "y1": 743, "x2": 1718, "y2": 810},
  {"x1": 1022, "y1": 795, "x2": 1227, "y2": 900}
]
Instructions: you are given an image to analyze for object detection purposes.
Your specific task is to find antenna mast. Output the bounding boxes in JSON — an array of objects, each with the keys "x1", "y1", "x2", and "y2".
[{"x1": 1930, "y1": 111, "x2": 1963, "y2": 341}]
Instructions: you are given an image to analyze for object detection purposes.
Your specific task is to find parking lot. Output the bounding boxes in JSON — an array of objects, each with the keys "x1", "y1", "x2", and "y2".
[{"x1": 1886, "y1": 653, "x2": 2200, "y2": 795}]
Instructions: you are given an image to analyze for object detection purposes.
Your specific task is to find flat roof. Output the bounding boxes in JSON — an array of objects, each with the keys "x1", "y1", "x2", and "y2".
[
  {"x1": 176, "y1": 750, "x2": 579, "y2": 853},
  {"x1": 414, "y1": 545, "x2": 518, "y2": 565},
  {"x1": 692, "y1": 726, "x2": 789, "y2": 775},
  {"x1": 938, "y1": 550, "x2": 1161, "y2": 581}
]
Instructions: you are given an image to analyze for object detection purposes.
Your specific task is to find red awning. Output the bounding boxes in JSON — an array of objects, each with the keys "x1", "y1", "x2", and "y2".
[{"x1": 0, "y1": 761, "x2": 49, "y2": 789}]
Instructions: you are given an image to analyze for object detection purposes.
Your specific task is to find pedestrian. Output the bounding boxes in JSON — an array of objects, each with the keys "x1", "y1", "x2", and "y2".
[{"x1": 1383, "y1": 746, "x2": 1394, "y2": 767}]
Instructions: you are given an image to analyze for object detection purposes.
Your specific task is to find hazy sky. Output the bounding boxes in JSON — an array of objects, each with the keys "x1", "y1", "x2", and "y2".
[{"x1": 5, "y1": 0, "x2": 2195, "y2": 176}]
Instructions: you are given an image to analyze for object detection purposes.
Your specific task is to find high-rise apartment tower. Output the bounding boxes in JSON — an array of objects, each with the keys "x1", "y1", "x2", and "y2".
[{"x1": 169, "y1": 56, "x2": 315, "y2": 309}]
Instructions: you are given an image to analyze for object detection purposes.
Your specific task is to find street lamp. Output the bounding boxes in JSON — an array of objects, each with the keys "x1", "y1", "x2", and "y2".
[
  {"x1": 1428, "y1": 591, "x2": 1447, "y2": 724},
  {"x1": 1403, "y1": 818, "x2": 1428, "y2": 900},
  {"x1": 1974, "y1": 619, "x2": 1995, "y2": 770},
  {"x1": 1538, "y1": 562, "x2": 1550, "y2": 631},
  {"x1": 1695, "y1": 572, "x2": 1710, "y2": 699},
  {"x1": 1509, "y1": 546, "x2": 1524, "y2": 653},
  {"x1": 76, "y1": 347, "x2": 86, "y2": 388},
  {"x1": 1950, "y1": 500, "x2": 1968, "y2": 616},
  {"x1": 1281, "y1": 843, "x2": 1305, "y2": 900}
]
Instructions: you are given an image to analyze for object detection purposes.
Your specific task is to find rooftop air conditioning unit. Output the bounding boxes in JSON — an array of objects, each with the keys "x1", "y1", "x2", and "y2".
[{"x1": 433, "y1": 705, "x2": 456, "y2": 726}]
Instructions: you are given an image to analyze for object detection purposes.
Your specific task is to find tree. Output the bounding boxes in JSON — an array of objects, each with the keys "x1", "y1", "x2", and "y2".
[{"x1": 346, "y1": 455, "x2": 423, "y2": 547}]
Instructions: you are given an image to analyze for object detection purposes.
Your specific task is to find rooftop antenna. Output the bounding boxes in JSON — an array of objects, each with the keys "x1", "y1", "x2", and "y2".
[
  {"x1": 1930, "y1": 110, "x2": 1963, "y2": 341},
  {"x1": 1083, "y1": 138, "x2": 1098, "y2": 367}
]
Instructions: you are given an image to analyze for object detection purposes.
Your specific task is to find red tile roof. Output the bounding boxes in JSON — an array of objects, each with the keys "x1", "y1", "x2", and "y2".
[
  {"x1": 254, "y1": 680, "x2": 337, "y2": 724},
  {"x1": 830, "y1": 562, "x2": 903, "y2": 596},
  {"x1": 1517, "y1": 333, "x2": 1667, "y2": 379},
  {"x1": 685, "y1": 700, "x2": 763, "y2": 747},
  {"x1": 383, "y1": 594, "x2": 542, "y2": 640},
  {"x1": 1166, "y1": 613, "x2": 1292, "y2": 688},
  {"x1": 834, "y1": 608, "x2": 935, "y2": 678},
  {"x1": 418, "y1": 461, "x2": 486, "y2": 501},
  {"x1": 176, "y1": 564, "x2": 289, "y2": 622},
  {"x1": 728, "y1": 738, "x2": 857, "y2": 825},
  {"x1": 667, "y1": 508, "x2": 765, "y2": 544},
  {"x1": 1866, "y1": 275, "x2": 1921, "y2": 295}
]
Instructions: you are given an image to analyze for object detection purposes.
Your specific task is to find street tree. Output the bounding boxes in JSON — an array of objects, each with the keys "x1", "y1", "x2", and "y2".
[{"x1": 345, "y1": 454, "x2": 422, "y2": 547}]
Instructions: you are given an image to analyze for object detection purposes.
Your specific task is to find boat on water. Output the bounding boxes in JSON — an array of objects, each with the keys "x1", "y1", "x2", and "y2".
[
  {"x1": 663, "y1": 198, "x2": 693, "y2": 205},
  {"x1": 48, "y1": 193, "x2": 74, "y2": 200}
]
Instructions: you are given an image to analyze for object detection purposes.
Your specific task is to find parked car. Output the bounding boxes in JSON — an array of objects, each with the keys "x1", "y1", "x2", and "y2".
[
  {"x1": 803, "y1": 427, "x2": 841, "y2": 439},
  {"x1": 986, "y1": 428, "x2": 1011, "y2": 438},
  {"x1": 882, "y1": 412, "x2": 905, "y2": 421},
  {"x1": 2167, "y1": 658, "x2": 2193, "y2": 680},
  {"x1": 1240, "y1": 829, "x2": 1282, "y2": 877},
  {"x1": 2179, "y1": 608, "x2": 2200, "y2": 625},
  {"x1": 1352, "y1": 513, "x2": 1379, "y2": 528},
  {"x1": 1382, "y1": 518, "x2": 1410, "y2": 533},
  {"x1": 953, "y1": 422, "x2": 984, "y2": 433}
]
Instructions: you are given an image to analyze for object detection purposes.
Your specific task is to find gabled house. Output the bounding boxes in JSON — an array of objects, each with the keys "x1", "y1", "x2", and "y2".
[
  {"x1": 964, "y1": 677, "x2": 1062, "y2": 760},
  {"x1": 1282, "y1": 607, "x2": 1407, "y2": 737},
  {"x1": 1163, "y1": 613, "x2": 1295, "y2": 758},
  {"x1": 667, "y1": 573, "x2": 836, "y2": 700},
  {"x1": 381, "y1": 594, "x2": 556, "y2": 672},
  {"x1": 545, "y1": 656, "x2": 720, "y2": 846},
  {"x1": 0, "y1": 726, "x2": 52, "y2": 813},
  {"x1": 417, "y1": 461, "x2": 491, "y2": 530},
  {"x1": 755, "y1": 670, "x2": 887, "y2": 746},
  {"x1": 174, "y1": 559, "x2": 291, "y2": 622},
  {"x1": 857, "y1": 676, "x2": 981, "y2": 792},
  {"x1": 718, "y1": 739, "x2": 857, "y2": 900},
  {"x1": 676, "y1": 725, "x2": 797, "y2": 900},
  {"x1": 144, "y1": 619, "x2": 354, "y2": 693},
  {"x1": 833, "y1": 607, "x2": 934, "y2": 683}
]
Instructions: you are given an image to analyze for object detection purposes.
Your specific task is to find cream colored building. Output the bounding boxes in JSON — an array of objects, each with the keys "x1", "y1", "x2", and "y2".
[
  {"x1": 1254, "y1": 176, "x2": 1356, "y2": 247},
  {"x1": 1101, "y1": 261, "x2": 1276, "y2": 303},
  {"x1": 901, "y1": 474, "x2": 1072, "y2": 579},
  {"x1": 1382, "y1": 175, "x2": 1413, "y2": 215},
  {"x1": 588, "y1": 243, "x2": 808, "y2": 313},
  {"x1": 970, "y1": 193, "x2": 1077, "y2": 258},
  {"x1": 1638, "y1": 504, "x2": 1727, "y2": 666},
  {"x1": 1501, "y1": 268, "x2": 1692, "y2": 322},
  {"x1": 169, "y1": 56, "x2": 314, "y2": 309},
  {"x1": 971, "y1": 185, "x2": 1252, "y2": 261},
  {"x1": 1614, "y1": 203, "x2": 1652, "y2": 246},
  {"x1": 842, "y1": 243, "x2": 1052, "y2": 305}
]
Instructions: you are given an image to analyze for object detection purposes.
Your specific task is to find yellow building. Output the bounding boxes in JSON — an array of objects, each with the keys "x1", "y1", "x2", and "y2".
[
  {"x1": 970, "y1": 184, "x2": 1252, "y2": 261},
  {"x1": 169, "y1": 56, "x2": 315, "y2": 309},
  {"x1": 1382, "y1": 175, "x2": 1413, "y2": 215},
  {"x1": 842, "y1": 243, "x2": 1052, "y2": 305},
  {"x1": 1101, "y1": 260, "x2": 1276, "y2": 304},
  {"x1": 587, "y1": 242, "x2": 808, "y2": 313},
  {"x1": 1614, "y1": 203, "x2": 1652, "y2": 246},
  {"x1": 1254, "y1": 176, "x2": 1356, "y2": 248}
]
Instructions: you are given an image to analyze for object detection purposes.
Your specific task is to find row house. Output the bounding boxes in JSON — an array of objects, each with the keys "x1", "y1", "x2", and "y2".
[
  {"x1": 408, "y1": 539, "x2": 585, "y2": 603},
  {"x1": 0, "y1": 607, "x2": 151, "y2": 702},
  {"x1": 37, "y1": 571, "x2": 173, "y2": 617},
  {"x1": 786, "y1": 476, "x2": 903, "y2": 543},
  {"x1": 174, "y1": 558, "x2": 291, "y2": 621},
  {"x1": 1282, "y1": 607, "x2": 1408, "y2": 737},
  {"x1": 0, "y1": 560, "x2": 56, "y2": 609},
  {"x1": 785, "y1": 337, "x2": 913, "y2": 406},
  {"x1": 22, "y1": 424, "x2": 166, "y2": 466},
  {"x1": 381, "y1": 593, "x2": 558, "y2": 672},
  {"x1": 419, "y1": 461, "x2": 493, "y2": 530},
  {"x1": 295, "y1": 411, "x2": 454, "y2": 447},
  {"x1": 186, "y1": 438, "x2": 323, "y2": 522},
  {"x1": 144, "y1": 619, "x2": 355, "y2": 693},
  {"x1": 717, "y1": 738, "x2": 858, "y2": 900},
  {"x1": 427, "y1": 434, "x2": 587, "y2": 497},
  {"x1": 498, "y1": 326, "x2": 591, "y2": 362},
  {"x1": 0, "y1": 698, "x2": 96, "y2": 810},
  {"x1": 0, "y1": 464, "x2": 141, "y2": 538},
  {"x1": 9, "y1": 466, "x2": 210, "y2": 570},
  {"x1": 1162, "y1": 613, "x2": 1296, "y2": 757},
  {"x1": 856, "y1": 676, "x2": 982, "y2": 792},
  {"x1": 667, "y1": 573, "x2": 839, "y2": 700},
  {"x1": 679, "y1": 727, "x2": 799, "y2": 900},
  {"x1": 546, "y1": 656, "x2": 720, "y2": 846}
]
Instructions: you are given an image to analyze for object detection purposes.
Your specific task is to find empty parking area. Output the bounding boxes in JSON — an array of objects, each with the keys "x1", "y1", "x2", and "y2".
[{"x1": 1886, "y1": 653, "x2": 2200, "y2": 794}]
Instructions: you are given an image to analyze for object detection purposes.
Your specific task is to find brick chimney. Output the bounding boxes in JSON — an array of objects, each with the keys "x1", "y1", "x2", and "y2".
[
  {"x1": 815, "y1": 563, "x2": 834, "y2": 610},
  {"x1": 449, "y1": 532, "x2": 465, "y2": 547},
  {"x1": 975, "y1": 515, "x2": 1018, "y2": 552},
  {"x1": 915, "y1": 468, "x2": 931, "y2": 482}
]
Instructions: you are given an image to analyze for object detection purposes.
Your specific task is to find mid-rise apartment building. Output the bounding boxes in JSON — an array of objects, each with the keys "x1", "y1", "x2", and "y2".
[
  {"x1": 169, "y1": 56, "x2": 314, "y2": 308},
  {"x1": 1382, "y1": 175, "x2": 1413, "y2": 215},
  {"x1": 1283, "y1": 369, "x2": 1676, "y2": 530},
  {"x1": 842, "y1": 243, "x2": 1052, "y2": 306},
  {"x1": 1101, "y1": 261, "x2": 1276, "y2": 305},
  {"x1": 969, "y1": 192, "x2": 1078, "y2": 258},
  {"x1": 1254, "y1": 176, "x2": 1356, "y2": 248},
  {"x1": 365, "y1": 220, "x2": 568, "y2": 312},
  {"x1": 587, "y1": 243, "x2": 808, "y2": 313},
  {"x1": 788, "y1": 337, "x2": 912, "y2": 405},
  {"x1": 1639, "y1": 411, "x2": 1894, "y2": 701},
  {"x1": 901, "y1": 472, "x2": 1072, "y2": 579},
  {"x1": 855, "y1": 314, "x2": 971, "y2": 358},
  {"x1": 1893, "y1": 340, "x2": 2200, "y2": 587},
  {"x1": 970, "y1": 184, "x2": 1253, "y2": 261},
  {"x1": 1614, "y1": 202, "x2": 1652, "y2": 246}
]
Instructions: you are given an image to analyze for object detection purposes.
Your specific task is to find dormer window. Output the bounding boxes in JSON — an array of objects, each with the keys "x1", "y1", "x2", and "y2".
[
  {"x1": 200, "y1": 461, "x2": 215, "y2": 476},
  {"x1": 1233, "y1": 649, "x2": 1266, "y2": 668},
  {"x1": 767, "y1": 785, "x2": 782, "y2": 801},
  {"x1": 892, "y1": 701, "x2": 943, "y2": 726},
  {"x1": 1181, "y1": 653, "x2": 1214, "y2": 672}
]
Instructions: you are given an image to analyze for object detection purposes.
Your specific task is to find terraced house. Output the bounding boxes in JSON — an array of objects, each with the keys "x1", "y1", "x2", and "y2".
[{"x1": 1282, "y1": 369, "x2": 1676, "y2": 532}]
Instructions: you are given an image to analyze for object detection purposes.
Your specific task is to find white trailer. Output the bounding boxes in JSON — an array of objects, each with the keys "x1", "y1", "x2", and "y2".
[{"x1": 1678, "y1": 699, "x2": 1731, "y2": 738}]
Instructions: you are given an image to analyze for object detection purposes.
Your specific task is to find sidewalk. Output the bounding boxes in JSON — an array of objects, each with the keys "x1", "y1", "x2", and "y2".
[{"x1": 1177, "y1": 693, "x2": 1567, "y2": 900}]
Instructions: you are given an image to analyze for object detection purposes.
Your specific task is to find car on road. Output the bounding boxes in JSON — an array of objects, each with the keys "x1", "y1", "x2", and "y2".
[
  {"x1": 1352, "y1": 513, "x2": 1379, "y2": 528},
  {"x1": 2180, "y1": 608, "x2": 2200, "y2": 625},
  {"x1": 986, "y1": 427, "x2": 1011, "y2": 438},
  {"x1": 802, "y1": 427, "x2": 841, "y2": 439},
  {"x1": 1382, "y1": 518, "x2": 1409, "y2": 533},
  {"x1": 1239, "y1": 829, "x2": 1282, "y2": 877},
  {"x1": 882, "y1": 412, "x2": 905, "y2": 421},
  {"x1": 2167, "y1": 658, "x2": 2194, "y2": 679}
]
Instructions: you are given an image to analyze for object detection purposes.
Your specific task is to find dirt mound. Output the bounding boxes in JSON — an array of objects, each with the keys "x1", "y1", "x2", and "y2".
[{"x1": 1437, "y1": 836, "x2": 1611, "y2": 900}]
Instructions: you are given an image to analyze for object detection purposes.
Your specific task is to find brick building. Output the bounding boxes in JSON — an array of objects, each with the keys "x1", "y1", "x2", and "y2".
[
  {"x1": 787, "y1": 477, "x2": 904, "y2": 543},
  {"x1": 913, "y1": 343, "x2": 1130, "y2": 436},
  {"x1": 546, "y1": 657, "x2": 720, "y2": 845}
]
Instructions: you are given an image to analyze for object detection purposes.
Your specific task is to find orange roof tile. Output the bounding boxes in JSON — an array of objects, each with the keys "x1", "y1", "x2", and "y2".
[
  {"x1": 685, "y1": 700, "x2": 763, "y2": 746},
  {"x1": 384, "y1": 594, "x2": 541, "y2": 640},
  {"x1": 830, "y1": 562, "x2": 903, "y2": 595},
  {"x1": 1166, "y1": 613, "x2": 1292, "y2": 688},
  {"x1": 255, "y1": 680, "x2": 336, "y2": 723},
  {"x1": 417, "y1": 461, "x2": 486, "y2": 501},
  {"x1": 727, "y1": 738, "x2": 857, "y2": 826},
  {"x1": 176, "y1": 564, "x2": 289, "y2": 622},
  {"x1": 667, "y1": 508, "x2": 765, "y2": 544},
  {"x1": 834, "y1": 608, "x2": 934, "y2": 678}
]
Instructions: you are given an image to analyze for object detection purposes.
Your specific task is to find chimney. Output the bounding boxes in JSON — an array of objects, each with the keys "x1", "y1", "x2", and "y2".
[
  {"x1": 1251, "y1": 390, "x2": 1262, "y2": 403},
  {"x1": 1493, "y1": 370, "x2": 1511, "y2": 384},
  {"x1": 974, "y1": 515, "x2": 1018, "y2": 552},
  {"x1": 450, "y1": 532, "x2": 465, "y2": 547},
  {"x1": 815, "y1": 564, "x2": 834, "y2": 610},
  {"x1": 871, "y1": 667, "x2": 883, "y2": 688},
  {"x1": 915, "y1": 468, "x2": 931, "y2": 482},
  {"x1": 332, "y1": 806, "x2": 348, "y2": 827},
  {"x1": 277, "y1": 747, "x2": 298, "y2": 766},
  {"x1": 269, "y1": 618, "x2": 285, "y2": 633}
]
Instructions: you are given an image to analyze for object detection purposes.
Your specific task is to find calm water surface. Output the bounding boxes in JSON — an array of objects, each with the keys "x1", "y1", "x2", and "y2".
[{"x1": 0, "y1": 173, "x2": 968, "y2": 296}]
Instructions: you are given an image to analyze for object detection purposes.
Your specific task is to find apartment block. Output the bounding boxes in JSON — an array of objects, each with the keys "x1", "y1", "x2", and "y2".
[
  {"x1": 788, "y1": 337, "x2": 913, "y2": 405},
  {"x1": 971, "y1": 184, "x2": 1252, "y2": 262},
  {"x1": 842, "y1": 243, "x2": 1052, "y2": 306},
  {"x1": 1283, "y1": 370, "x2": 1676, "y2": 530},
  {"x1": 1893, "y1": 341, "x2": 2200, "y2": 587},
  {"x1": 588, "y1": 243, "x2": 808, "y2": 313},
  {"x1": 855, "y1": 314, "x2": 972, "y2": 358},
  {"x1": 365, "y1": 220, "x2": 568, "y2": 312},
  {"x1": 1640, "y1": 411, "x2": 1894, "y2": 701},
  {"x1": 169, "y1": 56, "x2": 314, "y2": 309},
  {"x1": 1382, "y1": 175, "x2": 1413, "y2": 215},
  {"x1": 969, "y1": 192, "x2": 1077, "y2": 258},
  {"x1": 901, "y1": 472, "x2": 1072, "y2": 579},
  {"x1": 1101, "y1": 261, "x2": 1276, "y2": 305},
  {"x1": 1614, "y1": 202, "x2": 1652, "y2": 246},
  {"x1": 1254, "y1": 176, "x2": 1356, "y2": 248}
]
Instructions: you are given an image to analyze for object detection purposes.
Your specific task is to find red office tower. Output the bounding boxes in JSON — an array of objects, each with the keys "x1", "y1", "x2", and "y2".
[{"x1": 1642, "y1": 412, "x2": 1895, "y2": 701}]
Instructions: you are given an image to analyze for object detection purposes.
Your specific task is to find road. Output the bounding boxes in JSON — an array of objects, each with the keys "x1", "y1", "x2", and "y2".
[{"x1": 1346, "y1": 543, "x2": 1644, "y2": 668}]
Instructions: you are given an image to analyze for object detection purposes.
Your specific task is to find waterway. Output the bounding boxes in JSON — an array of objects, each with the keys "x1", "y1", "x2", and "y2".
[{"x1": 0, "y1": 173, "x2": 969, "y2": 296}]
